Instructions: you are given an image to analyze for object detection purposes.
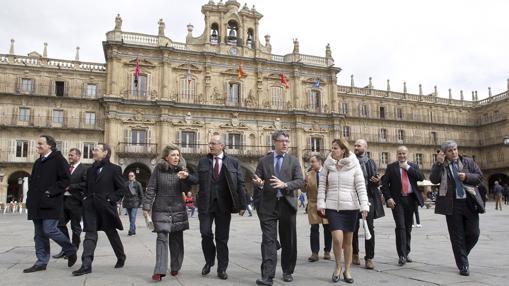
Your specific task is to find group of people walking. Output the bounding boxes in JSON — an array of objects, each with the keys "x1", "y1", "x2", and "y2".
[{"x1": 23, "y1": 132, "x2": 485, "y2": 284}]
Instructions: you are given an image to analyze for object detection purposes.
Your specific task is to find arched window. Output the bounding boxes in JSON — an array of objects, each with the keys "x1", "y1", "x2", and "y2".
[
  {"x1": 210, "y1": 23, "x2": 219, "y2": 44},
  {"x1": 246, "y1": 28, "x2": 254, "y2": 48},
  {"x1": 270, "y1": 86, "x2": 283, "y2": 109},
  {"x1": 227, "y1": 20, "x2": 238, "y2": 45}
]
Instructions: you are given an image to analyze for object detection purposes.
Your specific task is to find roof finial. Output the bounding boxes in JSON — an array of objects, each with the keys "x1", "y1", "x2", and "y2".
[
  {"x1": 9, "y1": 39, "x2": 14, "y2": 55},
  {"x1": 488, "y1": 87, "x2": 492, "y2": 97},
  {"x1": 448, "y1": 88, "x2": 452, "y2": 99},
  {"x1": 403, "y1": 82, "x2": 407, "y2": 94},
  {"x1": 507, "y1": 78, "x2": 509, "y2": 91},
  {"x1": 460, "y1": 90, "x2": 464, "y2": 101},
  {"x1": 434, "y1": 85, "x2": 438, "y2": 96},
  {"x1": 115, "y1": 14, "x2": 122, "y2": 31},
  {"x1": 475, "y1": 90, "x2": 478, "y2": 101},
  {"x1": 292, "y1": 38, "x2": 299, "y2": 54},
  {"x1": 419, "y1": 84, "x2": 423, "y2": 95},
  {"x1": 325, "y1": 43, "x2": 331, "y2": 58},
  {"x1": 368, "y1": 77, "x2": 373, "y2": 89},
  {"x1": 159, "y1": 19, "x2": 166, "y2": 37},
  {"x1": 43, "y1": 42, "x2": 48, "y2": 58},
  {"x1": 471, "y1": 91, "x2": 475, "y2": 101},
  {"x1": 75, "y1": 46, "x2": 80, "y2": 61},
  {"x1": 350, "y1": 74, "x2": 354, "y2": 87},
  {"x1": 387, "y1": 79, "x2": 391, "y2": 91}
]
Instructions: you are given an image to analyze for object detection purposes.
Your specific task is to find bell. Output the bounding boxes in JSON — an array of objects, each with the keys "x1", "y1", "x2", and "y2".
[
  {"x1": 228, "y1": 29, "x2": 236, "y2": 39},
  {"x1": 211, "y1": 29, "x2": 218, "y2": 39}
]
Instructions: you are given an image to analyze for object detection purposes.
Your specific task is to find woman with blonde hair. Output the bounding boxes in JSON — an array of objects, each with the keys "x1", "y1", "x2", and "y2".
[
  {"x1": 142, "y1": 145, "x2": 197, "y2": 281},
  {"x1": 317, "y1": 138, "x2": 369, "y2": 283}
]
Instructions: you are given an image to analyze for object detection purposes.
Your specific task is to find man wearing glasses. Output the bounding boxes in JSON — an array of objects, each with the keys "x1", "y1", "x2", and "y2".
[
  {"x1": 253, "y1": 130, "x2": 304, "y2": 285},
  {"x1": 193, "y1": 134, "x2": 246, "y2": 280}
]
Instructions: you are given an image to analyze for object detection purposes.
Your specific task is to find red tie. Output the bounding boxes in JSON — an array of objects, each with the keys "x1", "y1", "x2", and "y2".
[
  {"x1": 69, "y1": 165, "x2": 74, "y2": 174},
  {"x1": 213, "y1": 157, "x2": 219, "y2": 178},
  {"x1": 401, "y1": 168, "x2": 409, "y2": 196}
]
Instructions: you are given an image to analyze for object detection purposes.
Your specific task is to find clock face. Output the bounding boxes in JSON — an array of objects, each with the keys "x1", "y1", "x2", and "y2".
[{"x1": 229, "y1": 47, "x2": 239, "y2": 56}]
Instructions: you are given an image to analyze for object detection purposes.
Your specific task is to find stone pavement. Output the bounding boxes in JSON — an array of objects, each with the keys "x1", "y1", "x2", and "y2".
[{"x1": 0, "y1": 202, "x2": 508, "y2": 286}]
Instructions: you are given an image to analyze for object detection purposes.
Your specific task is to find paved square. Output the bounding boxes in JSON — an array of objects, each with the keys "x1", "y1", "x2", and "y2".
[{"x1": 0, "y1": 202, "x2": 507, "y2": 285}]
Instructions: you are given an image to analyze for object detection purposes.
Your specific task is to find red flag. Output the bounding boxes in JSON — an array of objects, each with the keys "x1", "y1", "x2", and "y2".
[
  {"x1": 134, "y1": 56, "x2": 141, "y2": 87},
  {"x1": 238, "y1": 62, "x2": 246, "y2": 79},
  {"x1": 280, "y1": 73, "x2": 289, "y2": 89}
]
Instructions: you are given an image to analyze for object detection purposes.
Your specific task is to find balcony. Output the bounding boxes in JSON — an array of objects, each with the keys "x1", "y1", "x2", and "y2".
[
  {"x1": 0, "y1": 114, "x2": 104, "y2": 131},
  {"x1": 116, "y1": 142, "x2": 158, "y2": 158},
  {"x1": 0, "y1": 150, "x2": 38, "y2": 164}
]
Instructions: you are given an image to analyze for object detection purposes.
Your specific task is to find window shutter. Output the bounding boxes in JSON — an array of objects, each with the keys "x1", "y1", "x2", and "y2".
[
  {"x1": 307, "y1": 137, "x2": 312, "y2": 150},
  {"x1": 82, "y1": 83, "x2": 87, "y2": 97},
  {"x1": 15, "y1": 77, "x2": 21, "y2": 93},
  {"x1": 223, "y1": 133, "x2": 228, "y2": 147},
  {"x1": 9, "y1": 139, "x2": 16, "y2": 160},
  {"x1": 224, "y1": 81, "x2": 229, "y2": 104},
  {"x1": 176, "y1": 130, "x2": 181, "y2": 145},
  {"x1": 124, "y1": 129, "x2": 129, "y2": 144},
  {"x1": 31, "y1": 78, "x2": 36, "y2": 94},
  {"x1": 320, "y1": 137, "x2": 325, "y2": 152},
  {"x1": 29, "y1": 140, "x2": 35, "y2": 160},
  {"x1": 64, "y1": 81, "x2": 69, "y2": 97},
  {"x1": 128, "y1": 72, "x2": 132, "y2": 97},
  {"x1": 49, "y1": 80, "x2": 55, "y2": 96},
  {"x1": 147, "y1": 128, "x2": 152, "y2": 144}
]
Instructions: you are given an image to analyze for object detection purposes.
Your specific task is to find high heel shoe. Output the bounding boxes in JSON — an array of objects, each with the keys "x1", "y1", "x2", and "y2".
[
  {"x1": 343, "y1": 272, "x2": 354, "y2": 284},
  {"x1": 152, "y1": 274, "x2": 162, "y2": 281},
  {"x1": 332, "y1": 271, "x2": 341, "y2": 283}
]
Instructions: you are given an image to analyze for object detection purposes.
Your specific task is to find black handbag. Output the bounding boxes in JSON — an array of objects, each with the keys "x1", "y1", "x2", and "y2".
[{"x1": 464, "y1": 185, "x2": 485, "y2": 214}]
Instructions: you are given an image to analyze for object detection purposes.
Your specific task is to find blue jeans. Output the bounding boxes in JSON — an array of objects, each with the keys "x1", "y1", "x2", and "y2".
[
  {"x1": 33, "y1": 219, "x2": 76, "y2": 266},
  {"x1": 126, "y1": 208, "x2": 138, "y2": 233}
]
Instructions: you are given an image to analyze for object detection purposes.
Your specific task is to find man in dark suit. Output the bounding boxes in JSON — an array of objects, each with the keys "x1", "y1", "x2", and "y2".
[
  {"x1": 430, "y1": 140, "x2": 483, "y2": 276},
  {"x1": 381, "y1": 145, "x2": 424, "y2": 266},
  {"x1": 53, "y1": 148, "x2": 87, "y2": 259},
  {"x1": 72, "y1": 143, "x2": 127, "y2": 276},
  {"x1": 253, "y1": 130, "x2": 304, "y2": 285},
  {"x1": 24, "y1": 135, "x2": 77, "y2": 273},
  {"x1": 194, "y1": 134, "x2": 246, "y2": 280}
]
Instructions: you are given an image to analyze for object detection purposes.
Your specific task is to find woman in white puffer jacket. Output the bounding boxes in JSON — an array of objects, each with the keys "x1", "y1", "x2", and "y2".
[{"x1": 317, "y1": 138, "x2": 369, "y2": 283}]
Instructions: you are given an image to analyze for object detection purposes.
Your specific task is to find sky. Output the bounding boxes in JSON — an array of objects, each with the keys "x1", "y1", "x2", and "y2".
[{"x1": 1, "y1": 0, "x2": 508, "y2": 100}]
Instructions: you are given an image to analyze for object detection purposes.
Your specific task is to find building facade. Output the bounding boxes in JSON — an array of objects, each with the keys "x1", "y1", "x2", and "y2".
[{"x1": 1, "y1": 0, "x2": 508, "y2": 204}]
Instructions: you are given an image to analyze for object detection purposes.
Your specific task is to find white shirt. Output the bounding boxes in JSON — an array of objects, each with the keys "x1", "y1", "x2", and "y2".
[{"x1": 65, "y1": 162, "x2": 81, "y2": 196}]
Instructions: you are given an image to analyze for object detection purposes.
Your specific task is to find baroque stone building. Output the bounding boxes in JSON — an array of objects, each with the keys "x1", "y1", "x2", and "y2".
[{"x1": 1, "y1": 0, "x2": 508, "y2": 204}]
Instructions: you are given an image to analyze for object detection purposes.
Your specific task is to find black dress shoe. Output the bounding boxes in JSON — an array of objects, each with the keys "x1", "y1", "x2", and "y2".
[
  {"x1": 459, "y1": 266, "x2": 470, "y2": 276},
  {"x1": 406, "y1": 256, "x2": 413, "y2": 263},
  {"x1": 256, "y1": 277, "x2": 274, "y2": 286},
  {"x1": 52, "y1": 251, "x2": 66, "y2": 259},
  {"x1": 398, "y1": 256, "x2": 406, "y2": 266},
  {"x1": 67, "y1": 253, "x2": 77, "y2": 267},
  {"x1": 114, "y1": 256, "x2": 126, "y2": 268},
  {"x1": 72, "y1": 266, "x2": 92, "y2": 276},
  {"x1": 217, "y1": 271, "x2": 228, "y2": 280},
  {"x1": 202, "y1": 263, "x2": 212, "y2": 275},
  {"x1": 23, "y1": 265, "x2": 46, "y2": 273},
  {"x1": 343, "y1": 272, "x2": 354, "y2": 283},
  {"x1": 282, "y1": 273, "x2": 293, "y2": 282}
]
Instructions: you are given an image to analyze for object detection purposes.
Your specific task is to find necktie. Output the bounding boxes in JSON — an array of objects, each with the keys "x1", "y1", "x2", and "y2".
[
  {"x1": 69, "y1": 165, "x2": 74, "y2": 174},
  {"x1": 316, "y1": 171, "x2": 320, "y2": 188},
  {"x1": 451, "y1": 161, "x2": 465, "y2": 198},
  {"x1": 275, "y1": 155, "x2": 283, "y2": 177},
  {"x1": 401, "y1": 168, "x2": 409, "y2": 196},
  {"x1": 213, "y1": 157, "x2": 220, "y2": 178}
]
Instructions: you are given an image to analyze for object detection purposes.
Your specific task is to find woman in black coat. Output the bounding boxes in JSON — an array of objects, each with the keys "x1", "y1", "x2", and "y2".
[
  {"x1": 24, "y1": 135, "x2": 77, "y2": 273},
  {"x1": 143, "y1": 145, "x2": 197, "y2": 281}
]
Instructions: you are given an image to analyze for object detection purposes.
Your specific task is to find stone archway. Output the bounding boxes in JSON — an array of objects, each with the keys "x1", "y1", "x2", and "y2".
[
  {"x1": 488, "y1": 173, "x2": 509, "y2": 191},
  {"x1": 7, "y1": 170, "x2": 30, "y2": 204},
  {"x1": 123, "y1": 163, "x2": 152, "y2": 191}
]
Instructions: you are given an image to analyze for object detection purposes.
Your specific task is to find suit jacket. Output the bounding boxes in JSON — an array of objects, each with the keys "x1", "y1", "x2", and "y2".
[
  {"x1": 194, "y1": 153, "x2": 247, "y2": 214},
  {"x1": 429, "y1": 156, "x2": 483, "y2": 215},
  {"x1": 67, "y1": 163, "x2": 88, "y2": 203},
  {"x1": 255, "y1": 152, "x2": 304, "y2": 215},
  {"x1": 122, "y1": 180, "x2": 143, "y2": 209},
  {"x1": 82, "y1": 161, "x2": 126, "y2": 232},
  {"x1": 381, "y1": 161, "x2": 425, "y2": 207},
  {"x1": 27, "y1": 151, "x2": 70, "y2": 220}
]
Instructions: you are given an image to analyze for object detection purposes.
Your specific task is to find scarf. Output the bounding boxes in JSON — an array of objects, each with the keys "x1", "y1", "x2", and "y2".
[
  {"x1": 357, "y1": 153, "x2": 376, "y2": 185},
  {"x1": 92, "y1": 157, "x2": 110, "y2": 174},
  {"x1": 439, "y1": 159, "x2": 464, "y2": 196}
]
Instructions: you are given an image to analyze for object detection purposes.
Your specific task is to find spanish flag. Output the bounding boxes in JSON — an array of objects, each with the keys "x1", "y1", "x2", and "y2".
[
  {"x1": 280, "y1": 73, "x2": 289, "y2": 89},
  {"x1": 134, "y1": 56, "x2": 141, "y2": 87},
  {"x1": 238, "y1": 62, "x2": 246, "y2": 79}
]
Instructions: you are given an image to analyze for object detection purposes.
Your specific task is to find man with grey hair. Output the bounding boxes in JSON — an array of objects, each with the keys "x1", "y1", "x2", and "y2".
[
  {"x1": 194, "y1": 134, "x2": 246, "y2": 280},
  {"x1": 430, "y1": 140, "x2": 483, "y2": 276},
  {"x1": 253, "y1": 130, "x2": 304, "y2": 285}
]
